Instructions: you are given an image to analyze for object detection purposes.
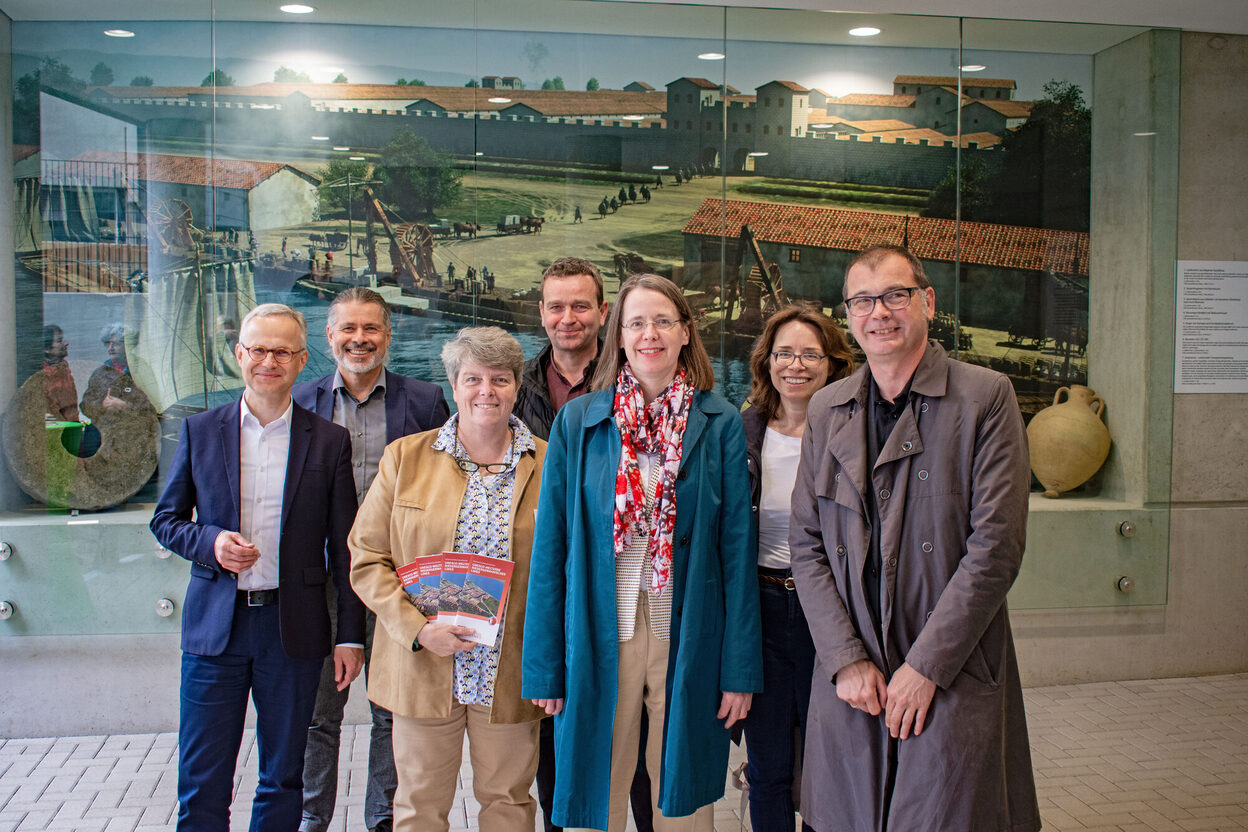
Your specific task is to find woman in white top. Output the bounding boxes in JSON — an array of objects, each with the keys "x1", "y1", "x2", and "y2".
[{"x1": 741, "y1": 306, "x2": 854, "y2": 832}]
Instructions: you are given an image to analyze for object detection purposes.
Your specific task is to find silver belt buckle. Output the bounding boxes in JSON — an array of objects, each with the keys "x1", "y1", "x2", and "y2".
[{"x1": 784, "y1": 577, "x2": 796, "y2": 591}]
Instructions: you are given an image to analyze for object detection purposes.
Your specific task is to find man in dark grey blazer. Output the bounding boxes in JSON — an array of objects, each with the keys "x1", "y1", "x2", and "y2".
[
  {"x1": 293, "y1": 286, "x2": 449, "y2": 832},
  {"x1": 151, "y1": 303, "x2": 365, "y2": 832}
]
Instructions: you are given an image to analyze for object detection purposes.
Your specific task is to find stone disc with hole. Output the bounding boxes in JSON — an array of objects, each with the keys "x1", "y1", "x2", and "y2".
[{"x1": 2, "y1": 370, "x2": 160, "y2": 511}]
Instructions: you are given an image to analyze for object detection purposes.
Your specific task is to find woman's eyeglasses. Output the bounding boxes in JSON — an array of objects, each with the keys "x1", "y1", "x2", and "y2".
[{"x1": 770, "y1": 351, "x2": 827, "y2": 368}]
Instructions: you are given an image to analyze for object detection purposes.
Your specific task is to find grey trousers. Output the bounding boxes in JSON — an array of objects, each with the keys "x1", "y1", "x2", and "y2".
[{"x1": 301, "y1": 604, "x2": 397, "y2": 832}]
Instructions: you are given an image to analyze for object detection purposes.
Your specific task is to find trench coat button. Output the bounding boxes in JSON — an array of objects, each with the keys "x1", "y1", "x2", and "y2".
[
  {"x1": 887, "y1": 556, "x2": 898, "y2": 567},
  {"x1": 835, "y1": 544, "x2": 846, "y2": 557},
  {"x1": 901, "y1": 441, "x2": 913, "y2": 452},
  {"x1": 835, "y1": 472, "x2": 841, "y2": 482},
  {"x1": 879, "y1": 488, "x2": 891, "y2": 500},
  {"x1": 678, "y1": 469, "x2": 687, "y2": 480},
  {"x1": 679, "y1": 535, "x2": 689, "y2": 546},
  {"x1": 920, "y1": 402, "x2": 930, "y2": 413},
  {"x1": 752, "y1": 505, "x2": 758, "y2": 513},
  {"x1": 921, "y1": 541, "x2": 933, "y2": 553},
  {"x1": 918, "y1": 470, "x2": 929, "y2": 481}
]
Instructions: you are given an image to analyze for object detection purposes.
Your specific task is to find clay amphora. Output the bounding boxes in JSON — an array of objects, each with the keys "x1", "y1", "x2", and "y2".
[{"x1": 1026, "y1": 385, "x2": 1111, "y2": 498}]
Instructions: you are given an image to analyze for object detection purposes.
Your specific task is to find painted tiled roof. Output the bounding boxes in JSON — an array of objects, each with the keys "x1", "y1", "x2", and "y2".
[
  {"x1": 70, "y1": 151, "x2": 316, "y2": 190},
  {"x1": 842, "y1": 119, "x2": 916, "y2": 132},
  {"x1": 625, "y1": 81, "x2": 655, "y2": 91},
  {"x1": 760, "y1": 80, "x2": 810, "y2": 93},
  {"x1": 92, "y1": 83, "x2": 668, "y2": 116},
  {"x1": 827, "y1": 94, "x2": 916, "y2": 108},
  {"x1": 973, "y1": 99, "x2": 1035, "y2": 118},
  {"x1": 681, "y1": 199, "x2": 1088, "y2": 275},
  {"x1": 671, "y1": 77, "x2": 723, "y2": 90},
  {"x1": 895, "y1": 75, "x2": 1016, "y2": 89}
]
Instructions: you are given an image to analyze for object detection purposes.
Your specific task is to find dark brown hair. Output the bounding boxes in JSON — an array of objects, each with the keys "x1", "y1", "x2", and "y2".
[
  {"x1": 844, "y1": 244, "x2": 931, "y2": 292},
  {"x1": 590, "y1": 274, "x2": 715, "y2": 392},
  {"x1": 748, "y1": 305, "x2": 855, "y2": 421},
  {"x1": 542, "y1": 256, "x2": 604, "y2": 305}
]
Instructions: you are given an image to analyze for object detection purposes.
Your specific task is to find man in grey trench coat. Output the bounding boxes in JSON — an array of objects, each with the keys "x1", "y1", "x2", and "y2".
[{"x1": 790, "y1": 244, "x2": 1040, "y2": 832}]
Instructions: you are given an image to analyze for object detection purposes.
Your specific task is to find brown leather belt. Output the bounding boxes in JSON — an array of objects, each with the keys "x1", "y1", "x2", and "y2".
[{"x1": 759, "y1": 572, "x2": 796, "y2": 591}]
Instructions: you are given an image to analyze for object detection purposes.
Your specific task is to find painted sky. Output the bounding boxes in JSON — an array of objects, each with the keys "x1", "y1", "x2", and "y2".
[{"x1": 14, "y1": 20, "x2": 1091, "y2": 102}]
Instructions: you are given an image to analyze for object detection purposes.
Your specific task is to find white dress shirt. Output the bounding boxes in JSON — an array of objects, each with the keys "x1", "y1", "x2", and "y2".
[{"x1": 236, "y1": 396, "x2": 292, "y2": 591}]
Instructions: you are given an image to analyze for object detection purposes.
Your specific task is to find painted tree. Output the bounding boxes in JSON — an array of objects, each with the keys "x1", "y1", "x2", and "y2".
[
  {"x1": 465, "y1": 79, "x2": 480, "y2": 87},
  {"x1": 374, "y1": 127, "x2": 462, "y2": 219},
  {"x1": 922, "y1": 157, "x2": 992, "y2": 222},
  {"x1": 991, "y1": 79, "x2": 1091, "y2": 231},
  {"x1": 332, "y1": 73, "x2": 349, "y2": 83},
  {"x1": 201, "y1": 68, "x2": 236, "y2": 87},
  {"x1": 541, "y1": 76, "x2": 565, "y2": 90},
  {"x1": 586, "y1": 77, "x2": 600, "y2": 91},
  {"x1": 14, "y1": 58, "x2": 87, "y2": 143},
  {"x1": 89, "y1": 62, "x2": 115, "y2": 86},
  {"x1": 316, "y1": 158, "x2": 374, "y2": 218},
  {"x1": 129, "y1": 75, "x2": 155, "y2": 86},
  {"x1": 274, "y1": 66, "x2": 312, "y2": 83}
]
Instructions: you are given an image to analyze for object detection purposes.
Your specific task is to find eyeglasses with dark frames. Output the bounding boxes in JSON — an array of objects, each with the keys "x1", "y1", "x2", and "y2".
[
  {"x1": 843, "y1": 287, "x2": 922, "y2": 317},
  {"x1": 239, "y1": 344, "x2": 305, "y2": 364},
  {"x1": 455, "y1": 458, "x2": 514, "y2": 475},
  {"x1": 770, "y1": 351, "x2": 828, "y2": 368}
]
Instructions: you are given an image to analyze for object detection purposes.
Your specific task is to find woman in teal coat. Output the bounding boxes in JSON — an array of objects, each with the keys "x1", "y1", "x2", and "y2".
[{"x1": 522, "y1": 275, "x2": 762, "y2": 832}]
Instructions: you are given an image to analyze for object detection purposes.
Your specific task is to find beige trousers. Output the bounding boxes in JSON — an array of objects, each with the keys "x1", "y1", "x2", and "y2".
[
  {"x1": 570, "y1": 593, "x2": 713, "y2": 832},
  {"x1": 392, "y1": 701, "x2": 539, "y2": 832}
]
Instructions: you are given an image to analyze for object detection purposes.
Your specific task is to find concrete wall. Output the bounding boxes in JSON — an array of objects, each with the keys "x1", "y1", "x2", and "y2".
[{"x1": 1012, "y1": 30, "x2": 1248, "y2": 685}]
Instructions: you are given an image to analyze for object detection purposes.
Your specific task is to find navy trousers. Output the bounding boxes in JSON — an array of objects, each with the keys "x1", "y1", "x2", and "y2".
[
  {"x1": 742, "y1": 573, "x2": 817, "y2": 832},
  {"x1": 177, "y1": 597, "x2": 322, "y2": 832}
]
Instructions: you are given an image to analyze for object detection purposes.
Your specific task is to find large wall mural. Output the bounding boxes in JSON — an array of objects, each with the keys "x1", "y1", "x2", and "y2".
[{"x1": 9, "y1": 8, "x2": 1099, "y2": 509}]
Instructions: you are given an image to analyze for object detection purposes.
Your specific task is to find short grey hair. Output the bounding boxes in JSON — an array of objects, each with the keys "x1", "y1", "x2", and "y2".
[
  {"x1": 240, "y1": 303, "x2": 307, "y2": 348},
  {"x1": 440, "y1": 326, "x2": 524, "y2": 385},
  {"x1": 99, "y1": 322, "x2": 125, "y2": 344},
  {"x1": 328, "y1": 286, "x2": 391, "y2": 330}
]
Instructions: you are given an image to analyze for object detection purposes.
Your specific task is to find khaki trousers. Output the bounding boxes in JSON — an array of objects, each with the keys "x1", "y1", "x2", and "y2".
[
  {"x1": 392, "y1": 701, "x2": 539, "y2": 832},
  {"x1": 570, "y1": 593, "x2": 713, "y2": 832}
]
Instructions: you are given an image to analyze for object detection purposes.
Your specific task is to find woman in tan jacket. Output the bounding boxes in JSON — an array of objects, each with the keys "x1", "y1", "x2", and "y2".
[{"x1": 349, "y1": 326, "x2": 546, "y2": 832}]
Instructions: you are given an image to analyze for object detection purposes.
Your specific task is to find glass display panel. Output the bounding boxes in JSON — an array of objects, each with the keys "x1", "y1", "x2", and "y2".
[{"x1": 0, "y1": 2, "x2": 1179, "y2": 636}]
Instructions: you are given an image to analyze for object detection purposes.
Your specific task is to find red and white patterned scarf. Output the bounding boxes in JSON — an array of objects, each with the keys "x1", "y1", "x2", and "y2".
[{"x1": 613, "y1": 363, "x2": 692, "y2": 596}]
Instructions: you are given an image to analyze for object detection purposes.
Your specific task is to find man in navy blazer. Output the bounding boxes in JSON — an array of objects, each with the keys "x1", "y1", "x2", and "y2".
[
  {"x1": 151, "y1": 303, "x2": 365, "y2": 832},
  {"x1": 292, "y1": 286, "x2": 448, "y2": 832}
]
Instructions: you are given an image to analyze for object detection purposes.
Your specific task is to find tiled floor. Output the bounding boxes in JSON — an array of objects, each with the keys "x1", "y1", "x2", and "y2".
[{"x1": 1, "y1": 673, "x2": 1246, "y2": 832}]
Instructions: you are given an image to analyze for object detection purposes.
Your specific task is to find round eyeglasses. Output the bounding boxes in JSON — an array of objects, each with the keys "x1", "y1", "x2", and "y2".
[
  {"x1": 843, "y1": 287, "x2": 921, "y2": 317},
  {"x1": 239, "y1": 344, "x2": 305, "y2": 364},
  {"x1": 770, "y1": 351, "x2": 827, "y2": 368}
]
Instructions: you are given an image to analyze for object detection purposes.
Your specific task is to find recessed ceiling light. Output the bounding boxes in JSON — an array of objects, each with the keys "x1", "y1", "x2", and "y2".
[
  {"x1": 651, "y1": 165, "x2": 669, "y2": 170},
  {"x1": 348, "y1": 156, "x2": 366, "y2": 160},
  {"x1": 487, "y1": 97, "x2": 511, "y2": 104},
  {"x1": 621, "y1": 115, "x2": 644, "y2": 121},
  {"x1": 960, "y1": 64, "x2": 987, "y2": 72},
  {"x1": 698, "y1": 52, "x2": 725, "y2": 61},
  {"x1": 310, "y1": 135, "x2": 329, "y2": 141},
  {"x1": 251, "y1": 104, "x2": 276, "y2": 110},
  {"x1": 280, "y1": 4, "x2": 315, "y2": 13},
  {"x1": 333, "y1": 146, "x2": 350, "y2": 151},
  {"x1": 104, "y1": 29, "x2": 135, "y2": 38},
  {"x1": 848, "y1": 27, "x2": 881, "y2": 37}
]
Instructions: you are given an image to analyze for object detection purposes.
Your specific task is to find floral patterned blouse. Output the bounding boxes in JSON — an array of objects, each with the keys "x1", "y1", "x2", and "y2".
[{"x1": 431, "y1": 413, "x2": 534, "y2": 707}]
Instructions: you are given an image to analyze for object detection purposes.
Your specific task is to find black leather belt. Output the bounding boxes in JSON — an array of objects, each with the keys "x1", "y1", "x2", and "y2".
[
  {"x1": 240, "y1": 588, "x2": 278, "y2": 606},
  {"x1": 758, "y1": 569, "x2": 796, "y2": 591}
]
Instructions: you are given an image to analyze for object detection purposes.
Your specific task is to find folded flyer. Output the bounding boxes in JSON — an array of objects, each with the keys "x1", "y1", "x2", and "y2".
[
  {"x1": 395, "y1": 552, "x2": 444, "y2": 619},
  {"x1": 455, "y1": 553, "x2": 515, "y2": 646},
  {"x1": 396, "y1": 551, "x2": 515, "y2": 645}
]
